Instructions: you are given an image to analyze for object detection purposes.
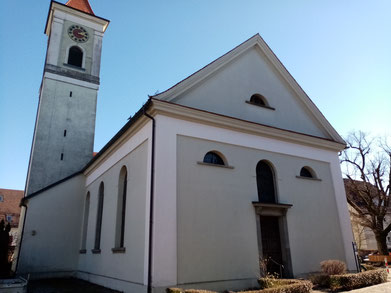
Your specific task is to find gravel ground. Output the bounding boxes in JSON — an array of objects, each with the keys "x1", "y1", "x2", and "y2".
[{"x1": 27, "y1": 278, "x2": 122, "y2": 293}]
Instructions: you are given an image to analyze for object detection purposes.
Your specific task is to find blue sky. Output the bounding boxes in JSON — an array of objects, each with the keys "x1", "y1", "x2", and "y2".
[{"x1": 0, "y1": 0, "x2": 390, "y2": 190}]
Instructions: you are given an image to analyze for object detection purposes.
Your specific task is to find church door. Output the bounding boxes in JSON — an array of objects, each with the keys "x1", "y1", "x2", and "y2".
[{"x1": 260, "y1": 216, "x2": 284, "y2": 276}]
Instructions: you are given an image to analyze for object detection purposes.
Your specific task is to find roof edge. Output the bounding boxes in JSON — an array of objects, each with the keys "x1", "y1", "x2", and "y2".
[
  {"x1": 45, "y1": 1, "x2": 110, "y2": 35},
  {"x1": 150, "y1": 33, "x2": 345, "y2": 145},
  {"x1": 23, "y1": 170, "x2": 83, "y2": 202},
  {"x1": 82, "y1": 98, "x2": 153, "y2": 172}
]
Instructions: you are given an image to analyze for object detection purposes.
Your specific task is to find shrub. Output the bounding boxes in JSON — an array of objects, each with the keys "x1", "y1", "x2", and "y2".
[
  {"x1": 320, "y1": 260, "x2": 346, "y2": 275},
  {"x1": 166, "y1": 288, "x2": 217, "y2": 293},
  {"x1": 328, "y1": 268, "x2": 387, "y2": 291},
  {"x1": 235, "y1": 279, "x2": 312, "y2": 293},
  {"x1": 308, "y1": 273, "x2": 330, "y2": 287}
]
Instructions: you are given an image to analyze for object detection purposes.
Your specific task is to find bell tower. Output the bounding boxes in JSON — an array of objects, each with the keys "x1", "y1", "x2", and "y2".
[{"x1": 26, "y1": 0, "x2": 109, "y2": 195}]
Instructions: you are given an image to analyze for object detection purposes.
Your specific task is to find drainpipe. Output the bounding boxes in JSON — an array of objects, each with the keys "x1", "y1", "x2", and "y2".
[{"x1": 144, "y1": 103, "x2": 155, "y2": 293}]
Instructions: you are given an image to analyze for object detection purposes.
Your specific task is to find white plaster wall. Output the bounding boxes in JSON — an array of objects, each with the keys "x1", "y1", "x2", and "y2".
[
  {"x1": 177, "y1": 136, "x2": 345, "y2": 281},
  {"x1": 151, "y1": 114, "x2": 355, "y2": 290},
  {"x1": 171, "y1": 47, "x2": 328, "y2": 139},
  {"x1": 78, "y1": 139, "x2": 150, "y2": 290},
  {"x1": 18, "y1": 174, "x2": 85, "y2": 276}
]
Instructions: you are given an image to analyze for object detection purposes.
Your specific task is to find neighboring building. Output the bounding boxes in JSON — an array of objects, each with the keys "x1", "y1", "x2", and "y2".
[
  {"x1": 17, "y1": 0, "x2": 356, "y2": 292},
  {"x1": 345, "y1": 179, "x2": 391, "y2": 252},
  {"x1": 0, "y1": 188, "x2": 23, "y2": 254}
]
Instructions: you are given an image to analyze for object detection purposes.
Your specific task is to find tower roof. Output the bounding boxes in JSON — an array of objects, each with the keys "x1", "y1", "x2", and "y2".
[{"x1": 65, "y1": 0, "x2": 94, "y2": 15}]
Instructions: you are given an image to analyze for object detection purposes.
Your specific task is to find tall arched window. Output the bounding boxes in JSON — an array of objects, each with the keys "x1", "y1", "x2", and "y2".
[
  {"x1": 67, "y1": 46, "x2": 83, "y2": 67},
  {"x1": 256, "y1": 161, "x2": 277, "y2": 203},
  {"x1": 80, "y1": 192, "x2": 90, "y2": 252},
  {"x1": 114, "y1": 166, "x2": 127, "y2": 250},
  {"x1": 94, "y1": 182, "x2": 104, "y2": 252}
]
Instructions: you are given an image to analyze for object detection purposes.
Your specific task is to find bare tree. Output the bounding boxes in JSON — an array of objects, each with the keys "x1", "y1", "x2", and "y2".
[{"x1": 341, "y1": 131, "x2": 391, "y2": 254}]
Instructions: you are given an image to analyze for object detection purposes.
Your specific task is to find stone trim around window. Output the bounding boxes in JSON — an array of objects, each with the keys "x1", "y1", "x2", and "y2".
[
  {"x1": 79, "y1": 249, "x2": 87, "y2": 254},
  {"x1": 197, "y1": 161, "x2": 234, "y2": 169},
  {"x1": 295, "y1": 175, "x2": 322, "y2": 181},
  {"x1": 91, "y1": 249, "x2": 101, "y2": 254},
  {"x1": 112, "y1": 247, "x2": 126, "y2": 253},
  {"x1": 245, "y1": 100, "x2": 275, "y2": 110}
]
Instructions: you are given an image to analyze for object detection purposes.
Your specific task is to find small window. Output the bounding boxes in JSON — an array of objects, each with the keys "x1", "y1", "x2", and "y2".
[
  {"x1": 300, "y1": 167, "x2": 315, "y2": 178},
  {"x1": 203, "y1": 151, "x2": 225, "y2": 166},
  {"x1": 0, "y1": 195, "x2": 3, "y2": 202},
  {"x1": 68, "y1": 46, "x2": 83, "y2": 67},
  {"x1": 246, "y1": 94, "x2": 275, "y2": 110},
  {"x1": 6, "y1": 215, "x2": 12, "y2": 222},
  {"x1": 250, "y1": 94, "x2": 267, "y2": 106}
]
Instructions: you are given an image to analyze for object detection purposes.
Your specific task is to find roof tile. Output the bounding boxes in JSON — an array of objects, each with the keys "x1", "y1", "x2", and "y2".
[{"x1": 65, "y1": 0, "x2": 94, "y2": 15}]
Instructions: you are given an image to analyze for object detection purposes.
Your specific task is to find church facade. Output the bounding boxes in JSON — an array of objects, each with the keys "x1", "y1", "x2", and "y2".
[{"x1": 16, "y1": 1, "x2": 356, "y2": 292}]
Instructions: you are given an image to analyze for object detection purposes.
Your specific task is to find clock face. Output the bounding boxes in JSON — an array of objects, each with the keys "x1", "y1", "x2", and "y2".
[{"x1": 68, "y1": 25, "x2": 89, "y2": 43}]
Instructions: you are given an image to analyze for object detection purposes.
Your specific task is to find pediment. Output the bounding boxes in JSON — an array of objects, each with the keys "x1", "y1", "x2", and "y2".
[{"x1": 153, "y1": 34, "x2": 344, "y2": 144}]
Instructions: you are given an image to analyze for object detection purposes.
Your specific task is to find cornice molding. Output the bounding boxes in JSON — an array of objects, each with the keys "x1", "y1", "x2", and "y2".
[
  {"x1": 45, "y1": 1, "x2": 109, "y2": 36},
  {"x1": 150, "y1": 99, "x2": 346, "y2": 152}
]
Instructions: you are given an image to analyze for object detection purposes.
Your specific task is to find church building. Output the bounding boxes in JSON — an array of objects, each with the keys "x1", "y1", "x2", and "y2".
[{"x1": 16, "y1": 1, "x2": 356, "y2": 292}]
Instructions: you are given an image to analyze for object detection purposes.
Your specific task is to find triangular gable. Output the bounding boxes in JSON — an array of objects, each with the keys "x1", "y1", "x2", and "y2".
[{"x1": 152, "y1": 34, "x2": 344, "y2": 144}]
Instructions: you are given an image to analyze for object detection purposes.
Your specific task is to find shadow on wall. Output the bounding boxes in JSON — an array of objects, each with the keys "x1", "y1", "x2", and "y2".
[{"x1": 0, "y1": 220, "x2": 12, "y2": 278}]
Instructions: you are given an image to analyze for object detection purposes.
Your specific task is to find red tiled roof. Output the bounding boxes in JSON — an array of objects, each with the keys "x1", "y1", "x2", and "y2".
[
  {"x1": 65, "y1": 0, "x2": 94, "y2": 15},
  {"x1": 0, "y1": 188, "x2": 23, "y2": 228}
]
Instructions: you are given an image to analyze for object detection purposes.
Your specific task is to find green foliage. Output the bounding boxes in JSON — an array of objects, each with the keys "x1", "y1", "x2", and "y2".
[
  {"x1": 328, "y1": 269, "x2": 387, "y2": 291},
  {"x1": 320, "y1": 260, "x2": 346, "y2": 276}
]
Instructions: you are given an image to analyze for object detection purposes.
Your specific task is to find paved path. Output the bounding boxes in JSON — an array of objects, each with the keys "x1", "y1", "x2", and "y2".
[{"x1": 28, "y1": 278, "x2": 121, "y2": 293}]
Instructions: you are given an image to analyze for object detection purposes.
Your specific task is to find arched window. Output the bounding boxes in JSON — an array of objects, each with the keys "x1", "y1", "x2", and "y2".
[
  {"x1": 114, "y1": 166, "x2": 127, "y2": 250},
  {"x1": 80, "y1": 192, "x2": 90, "y2": 252},
  {"x1": 67, "y1": 46, "x2": 83, "y2": 67},
  {"x1": 250, "y1": 94, "x2": 267, "y2": 106},
  {"x1": 203, "y1": 151, "x2": 225, "y2": 166},
  {"x1": 94, "y1": 182, "x2": 104, "y2": 252},
  {"x1": 300, "y1": 166, "x2": 316, "y2": 179},
  {"x1": 256, "y1": 161, "x2": 277, "y2": 203}
]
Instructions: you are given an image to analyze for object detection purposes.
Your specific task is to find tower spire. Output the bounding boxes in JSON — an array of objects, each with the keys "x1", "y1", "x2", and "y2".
[{"x1": 65, "y1": 0, "x2": 94, "y2": 15}]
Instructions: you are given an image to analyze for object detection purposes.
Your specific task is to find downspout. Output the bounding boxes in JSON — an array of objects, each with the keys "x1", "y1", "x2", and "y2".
[
  {"x1": 144, "y1": 101, "x2": 155, "y2": 293},
  {"x1": 14, "y1": 198, "x2": 28, "y2": 274}
]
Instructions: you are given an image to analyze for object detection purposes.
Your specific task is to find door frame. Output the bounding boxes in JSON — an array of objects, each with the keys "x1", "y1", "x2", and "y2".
[{"x1": 253, "y1": 202, "x2": 293, "y2": 278}]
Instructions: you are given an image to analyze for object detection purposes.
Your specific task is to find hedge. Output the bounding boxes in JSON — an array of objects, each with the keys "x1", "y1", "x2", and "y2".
[
  {"x1": 235, "y1": 279, "x2": 312, "y2": 293},
  {"x1": 167, "y1": 279, "x2": 312, "y2": 293},
  {"x1": 328, "y1": 269, "x2": 387, "y2": 291}
]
